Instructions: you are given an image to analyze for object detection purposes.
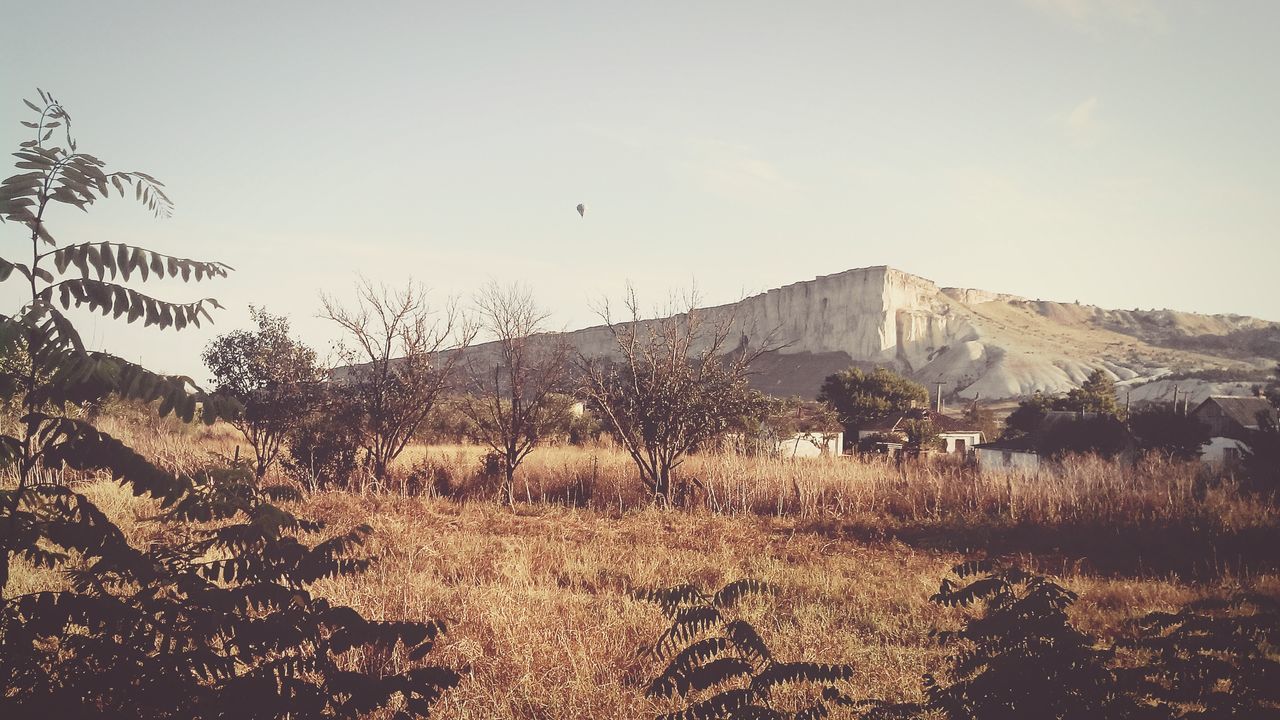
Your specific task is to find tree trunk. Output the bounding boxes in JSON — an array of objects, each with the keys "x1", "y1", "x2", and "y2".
[
  {"x1": 504, "y1": 463, "x2": 516, "y2": 507},
  {"x1": 654, "y1": 465, "x2": 672, "y2": 506}
]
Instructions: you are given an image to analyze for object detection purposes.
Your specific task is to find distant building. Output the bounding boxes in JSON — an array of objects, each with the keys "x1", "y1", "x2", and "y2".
[
  {"x1": 1189, "y1": 396, "x2": 1277, "y2": 437},
  {"x1": 974, "y1": 436, "x2": 1040, "y2": 473},
  {"x1": 974, "y1": 410, "x2": 1118, "y2": 473},
  {"x1": 775, "y1": 431, "x2": 844, "y2": 459},
  {"x1": 1190, "y1": 396, "x2": 1277, "y2": 467},
  {"x1": 856, "y1": 409, "x2": 985, "y2": 456}
]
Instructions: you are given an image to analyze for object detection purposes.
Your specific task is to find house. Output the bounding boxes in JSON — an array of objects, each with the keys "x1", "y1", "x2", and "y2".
[
  {"x1": 974, "y1": 436, "x2": 1040, "y2": 472},
  {"x1": 1189, "y1": 396, "x2": 1277, "y2": 437},
  {"x1": 856, "y1": 409, "x2": 985, "y2": 456},
  {"x1": 975, "y1": 410, "x2": 1125, "y2": 473},
  {"x1": 1189, "y1": 395, "x2": 1277, "y2": 466},
  {"x1": 775, "y1": 431, "x2": 844, "y2": 459}
]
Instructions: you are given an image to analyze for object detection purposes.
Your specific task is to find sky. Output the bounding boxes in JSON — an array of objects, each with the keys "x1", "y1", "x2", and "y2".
[{"x1": 2, "y1": 0, "x2": 1277, "y2": 379}]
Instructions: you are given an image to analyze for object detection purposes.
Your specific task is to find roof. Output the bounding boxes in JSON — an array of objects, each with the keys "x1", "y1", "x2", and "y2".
[
  {"x1": 974, "y1": 436, "x2": 1039, "y2": 453},
  {"x1": 1192, "y1": 396, "x2": 1278, "y2": 430},
  {"x1": 859, "y1": 409, "x2": 982, "y2": 434}
]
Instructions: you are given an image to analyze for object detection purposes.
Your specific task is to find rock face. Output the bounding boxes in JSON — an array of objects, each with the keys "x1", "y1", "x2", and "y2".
[{"x1": 469, "y1": 266, "x2": 1278, "y2": 401}]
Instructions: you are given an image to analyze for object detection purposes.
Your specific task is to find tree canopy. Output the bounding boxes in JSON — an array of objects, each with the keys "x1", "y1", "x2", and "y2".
[
  {"x1": 202, "y1": 307, "x2": 324, "y2": 478},
  {"x1": 817, "y1": 367, "x2": 928, "y2": 435}
]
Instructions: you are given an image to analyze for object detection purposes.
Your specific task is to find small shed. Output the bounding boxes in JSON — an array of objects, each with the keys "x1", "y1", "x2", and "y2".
[
  {"x1": 1199, "y1": 436, "x2": 1249, "y2": 467},
  {"x1": 974, "y1": 436, "x2": 1040, "y2": 473}
]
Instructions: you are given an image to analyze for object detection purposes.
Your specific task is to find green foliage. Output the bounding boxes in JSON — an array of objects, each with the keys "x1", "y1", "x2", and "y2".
[
  {"x1": 1040, "y1": 415, "x2": 1131, "y2": 459},
  {"x1": 202, "y1": 307, "x2": 324, "y2": 478},
  {"x1": 636, "y1": 579, "x2": 857, "y2": 720},
  {"x1": 1003, "y1": 392, "x2": 1052, "y2": 439},
  {"x1": 1, "y1": 89, "x2": 239, "y2": 592},
  {"x1": 1061, "y1": 369, "x2": 1122, "y2": 417},
  {"x1": 0, "y1": 92, "x2": 460, "y2": 718},
  {"x1": 900, "y1": 419, "x2": 942, "y2": 452},
  {"x1": 417, "y1": 395, "x2": 480, "y2": 444},
  {"x1": 817, "y1": 367, "x2": 928, "y2": 436},
  {"x1": 280, "y1": 385, "x2": 365, "y2": 491},
  {"x1": 1242, "y1": 420, "x2": 1280, "y2": 497},
  {"x1": 962, "y1": 402, "x2": 999, "y2": 443},
  {"x1": 1129, "y1": 406, "x2": 1211, "y2": 461}
]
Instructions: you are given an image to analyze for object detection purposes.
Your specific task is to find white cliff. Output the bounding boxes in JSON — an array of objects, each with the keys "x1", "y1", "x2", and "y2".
[{"x1": 459, "y1": 266, "x2": 1275, "y2": 401}]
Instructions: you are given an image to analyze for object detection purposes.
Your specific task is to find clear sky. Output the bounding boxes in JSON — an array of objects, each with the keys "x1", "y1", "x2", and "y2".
[{"x1": 3, "y1": 0, "x2": 1277, "y2": 379}]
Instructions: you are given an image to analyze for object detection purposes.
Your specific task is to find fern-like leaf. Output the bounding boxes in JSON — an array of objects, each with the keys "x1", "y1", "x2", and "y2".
[{"x1": 712, "y1": 579, "x2": 774, "y2": 609}]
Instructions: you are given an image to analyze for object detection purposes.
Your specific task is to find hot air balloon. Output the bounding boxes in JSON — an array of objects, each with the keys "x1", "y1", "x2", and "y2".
[{"x1": 576, "y1": 203, "x2": 586, "y2": 218}]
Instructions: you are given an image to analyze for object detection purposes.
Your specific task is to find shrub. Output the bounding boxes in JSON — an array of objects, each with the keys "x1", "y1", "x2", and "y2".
[
  {"x1": 0, "y1": 462, "x2": 464, "y2": 719},
  {"x1": 281, "y1": 388, "x2": 364, "y2": 491},
  {"x1": 0, "y1": 91, "x2": 460, "y2": 718},
  {"x1": 635, "y1": 579, "x2": 857, "y2": 720},
  {"x1": 922, "y1": 561, "x2": 1124, "y2": 719}
]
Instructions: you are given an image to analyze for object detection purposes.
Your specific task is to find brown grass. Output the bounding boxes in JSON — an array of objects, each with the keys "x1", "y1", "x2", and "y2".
[{"x1": 7, "y1": 418, "x2": 1279, "y2": 718}]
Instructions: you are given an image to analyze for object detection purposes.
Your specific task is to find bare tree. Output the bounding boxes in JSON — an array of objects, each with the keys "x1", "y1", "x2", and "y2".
[
  {"x1": 579, "y1": 288, "x2": 775, "y2": 504},
  {"x1": 321, "y1": 278, "x2": 474, "y2": 482},
  {"x1": 461, "y1": 282, "x2": 571, "y2": 506}
]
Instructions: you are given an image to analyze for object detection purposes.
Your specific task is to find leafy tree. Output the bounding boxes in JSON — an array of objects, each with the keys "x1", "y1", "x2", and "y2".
[
  {"x1": 901, "y1": 418, "x2": 943, "y2": 453},
  {"x1": 0, "y1": 91, "x2": 461, "y2": 718},
  {"x1": 754, "y1": 396, "x2": 841, "y2": 456},
  {"x1": 817, "y1": 367, "x2": 927, "y2": 436},
  {"x1": 202, "y1": 307, "x2": 324, "y2": 479},
  {"x1": 280, "y1": 384, "x2": 365, "y2": 491},
  {"x1": 1242, "y1": 416, "x2": 1280, "y2": 496},
  {"x1": 322, "y1": 278, "x2": 475, "y2": 481},
  {"x1": 0, "y1": 88, "x2": 237, "y2": 595},
  {"x1": 1129, "y1": 405, "x2": 1211, "y2": 461},
  {"x1": 579, "y1": 288, "x2": 772, "y2": 504},
  {"x1": 1003, "y1": 391, "x2": 1052, "y2": 439},
  {"x1": 417, "y1": 395, "x2": 479, "y2": 444},
  {"x1": 461, "y1": 282, "x2": 571, "y2": 506},
  {"x1": 1041, "y1": 415, "x2": 1131, "y2": 459},
  {"x1": 1060, "y1": 369, "x2": 1121, "y2": 417}
]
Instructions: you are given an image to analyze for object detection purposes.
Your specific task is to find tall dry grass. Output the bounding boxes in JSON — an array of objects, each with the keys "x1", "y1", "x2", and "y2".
[
  {"x1": 387, "y1": 442, "x2": 1273, "y2": 530},
  {"x1": 9, "y1": 476, "x2": 1272, "y2": 719},
  {"x1": 7, "y1": 415, "x2": 1279, "y2": 718}
]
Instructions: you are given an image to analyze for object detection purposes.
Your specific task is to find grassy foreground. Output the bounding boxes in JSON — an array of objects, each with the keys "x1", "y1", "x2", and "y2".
[
  {"x1": 7, "y1": 411, "x2": 1279, "y2": 718},
  {"x1": 10, "y1": 475, "x2": 1275, "y2": 719}
]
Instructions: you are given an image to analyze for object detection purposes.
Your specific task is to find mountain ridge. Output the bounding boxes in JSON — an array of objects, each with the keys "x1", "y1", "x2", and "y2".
[{"x1": 545, "y1": 265, "x2": 1278, "y2": 401}]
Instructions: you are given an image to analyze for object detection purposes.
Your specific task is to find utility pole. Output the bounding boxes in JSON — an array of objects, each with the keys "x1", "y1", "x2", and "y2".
[{"x1": 935, "y1": 382, "x2": 945, "y2": 415}]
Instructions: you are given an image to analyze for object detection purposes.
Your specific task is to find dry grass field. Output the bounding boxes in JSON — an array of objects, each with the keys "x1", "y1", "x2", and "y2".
[{"x1": 8, "y1": 409, "x2": 1280, "y2": 718}]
